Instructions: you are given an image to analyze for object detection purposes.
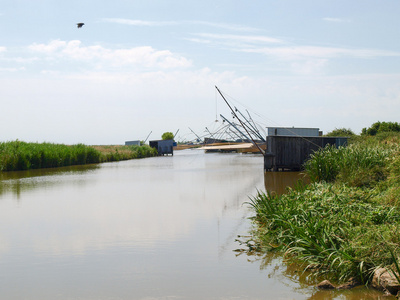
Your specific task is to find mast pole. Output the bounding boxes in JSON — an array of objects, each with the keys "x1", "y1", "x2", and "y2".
[
  {"x1": 215, "y1": 86, "x2": 265, "y2": 155},
  {"x1": 220, "y1": 114, "x2": 249, "y2": 141},
  {"x1": 235, "y1": 107, "x2": 265, "y2": 142},
  {"x1": 144, "y1": 131, "x2": 152, "y2": 143},
  {"x1": 188, "y1": 127, "x2": 202, "y2": 143}
]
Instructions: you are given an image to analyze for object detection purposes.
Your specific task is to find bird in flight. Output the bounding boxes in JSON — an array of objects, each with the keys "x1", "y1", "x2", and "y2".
[{"x1": 77, "y1": 23, "x2": 85, "y2": 28}]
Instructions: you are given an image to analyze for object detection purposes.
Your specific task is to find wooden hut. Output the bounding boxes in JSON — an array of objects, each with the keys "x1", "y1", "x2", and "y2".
[
  {"x1": 264, "y1": 136, "x2": 348, "y2": 171},
  {"x1": 149, "y1": 139, "x2": 174, "y2": 156}
]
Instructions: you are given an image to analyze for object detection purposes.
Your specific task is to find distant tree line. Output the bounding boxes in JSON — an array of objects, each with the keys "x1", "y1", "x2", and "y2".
[
  {"x1": 325, "y1": 121, "x2": 400, "y2": 137},
  {"x1": 325, "y1": 128, "x2": 355, "y2": 137},
  {"x1": 361, "y1": 121, "x2": 400, "y2": 136}
]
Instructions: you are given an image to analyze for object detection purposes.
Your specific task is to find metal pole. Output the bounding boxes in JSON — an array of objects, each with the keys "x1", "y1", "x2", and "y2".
[
  {"x1": 215, "y1": 86, "x2": 265, "y2": 154},
  {"x1": 144, "y1": 131, "x2": 152, "y2": 143},
  {"x1": 189, "y1": 127, "x2": 202, "y2": 143},
  {"x1": 235, "y1": 107, "x2": 265, "y2": 142},
  {"x1": 173, "y1": 129, "x2": 180, "y2": 139},
  {"x1": 220, "y1": 114, "x2": 248, "y2": 141}
]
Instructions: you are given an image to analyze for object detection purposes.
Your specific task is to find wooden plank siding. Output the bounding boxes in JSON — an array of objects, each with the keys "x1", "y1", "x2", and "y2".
[
  {"x1": 264, "y1": 136, "x2": 348, "y2": 171},
  {"x1": 149, "y1": 139, "x2": 174, "y2": 156}
]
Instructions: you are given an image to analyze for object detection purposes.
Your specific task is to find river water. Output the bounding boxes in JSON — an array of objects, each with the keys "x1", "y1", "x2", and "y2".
[{"x1": 0, "y1": 150, "x2": 391, "y2": 299}]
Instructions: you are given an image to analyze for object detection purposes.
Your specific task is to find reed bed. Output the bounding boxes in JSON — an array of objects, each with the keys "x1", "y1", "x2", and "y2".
[
  {"x1": 0, "y1": 141, "x2": 158, "y2": 171},
  {"x1": 248, "y1": 133, "x2": 400, "y2": 285},
  {"x1": 92, "y1": 145, "x2": 158, "y2": 161},
  {"x1": 304, "y1": 143, "x2": 392, "y2": 187}
]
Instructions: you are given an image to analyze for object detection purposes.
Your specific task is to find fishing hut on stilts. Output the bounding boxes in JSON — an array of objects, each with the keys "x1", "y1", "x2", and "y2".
[{"x1": 264, "y1": 130, "x2": 348, "y2": 171}]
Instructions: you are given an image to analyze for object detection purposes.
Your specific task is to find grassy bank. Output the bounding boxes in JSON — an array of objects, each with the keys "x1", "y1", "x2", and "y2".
[
  {"x1": 248, "y1": 132, "x2": 400, "y2": 285},
  {"x1": 0, "y1": 141, "x2": 158, "y2": 171}
]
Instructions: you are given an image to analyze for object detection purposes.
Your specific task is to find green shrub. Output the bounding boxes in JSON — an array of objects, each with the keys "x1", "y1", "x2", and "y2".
[
  {"x1": 162, "y1": 132, "x2": 174, "y2": 140},
  {"x1": 362, "y1": 121, "x2": 400, "y2": 136},
  {"x1": 325, "y1": 128, "x2": 355, "y2": 137}
]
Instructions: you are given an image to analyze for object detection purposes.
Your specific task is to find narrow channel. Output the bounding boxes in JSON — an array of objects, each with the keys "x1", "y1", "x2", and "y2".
[{"x1": 0, "y1": 150, "x2": 391, "y2": 299}]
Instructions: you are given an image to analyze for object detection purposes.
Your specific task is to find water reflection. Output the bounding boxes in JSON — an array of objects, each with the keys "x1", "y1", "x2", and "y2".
[
  {"x1": 0, "y1": 164, "x2": 100, "y2": 199},
  {"x1": 238, "y1": 250, "x2": 395, "y2": 300},
  {"x1": 308, "y1": 288, "x2": 395, "y2": 300},
  {"x1": 264, "y1": 171, "x2": 309, "y2": 195}
]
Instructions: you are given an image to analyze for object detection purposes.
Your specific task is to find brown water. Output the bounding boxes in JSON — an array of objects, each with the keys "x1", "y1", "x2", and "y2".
[
  {"x1": 0, "y1": 150, "x2": 392, "y2": 299},
  {"x1": 264, "y1": 171, "x2": 309, "y2": 195}
]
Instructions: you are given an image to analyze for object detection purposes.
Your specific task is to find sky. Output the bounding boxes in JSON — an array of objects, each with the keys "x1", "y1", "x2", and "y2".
[{"x1": 1, "y1": 0, "x2": 400, "y2": 145}]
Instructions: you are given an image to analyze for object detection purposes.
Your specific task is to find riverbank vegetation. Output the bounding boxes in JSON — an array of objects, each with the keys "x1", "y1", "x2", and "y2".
[
  {"x1": 0, "y1": 141, "x2": 157, "y2": 171},
  {"x1": 248, "y1": 127, "x2": 400, "y2": 288},
  {"x1": 91, "y1": 145, "x2": 157, "y2": 161}
]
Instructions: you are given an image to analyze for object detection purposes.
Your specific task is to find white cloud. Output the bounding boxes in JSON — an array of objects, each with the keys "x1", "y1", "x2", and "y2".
[
  {"x1": 0, "y1": 46, "x2": 38, "y2": 67},
  {"x1": 102, "y1": 18, "x2": 178, "y2": 26},
  {"x1": 187, "y1": 33, "x2": 283, "y2": 50},
  {"x1": 184, "y1": 38, "x2": 212, "y2": 45},
  {"x1": 189, "y1": 21, "x2": 258, "y2": 32},
  {"x1": 195, "y1": 33, "x2": 283, "y2": 45},
  {"x1": 236, "y1": 45, "x2": 400, "y2": 75},
  {"x1": 290, "y1": 59, "x2": 328, "y2": 75},
  {"x1": 189, "y1": 33, "x2": 400, "y2": 63},
  {"x1": 28, "y1": 40, "x2": 192, "y2": 69},
  {"x1": 102, "y1": 18, "x2": 257, "y2": 32},
  {"x1": 29, "y1": 40, "x2": 66, "y2": 53},
  {"x1": 0, "y1": 67, "x2": 25, "y2": 72},
  {"x1": 323, "y1": 17, "x2": 351, "y2": 23},
  {"x1": 241, "y1": 46, "x2": 400, "y2": 60}
]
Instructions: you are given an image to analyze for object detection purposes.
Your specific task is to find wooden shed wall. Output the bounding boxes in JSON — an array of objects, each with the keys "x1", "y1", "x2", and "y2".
[
  {"x1": 264, "y1": 136, "x2": 347, "y2": 171},
  {"x1": 149, "y1": 139, "x2": 174, "y2": 156}
]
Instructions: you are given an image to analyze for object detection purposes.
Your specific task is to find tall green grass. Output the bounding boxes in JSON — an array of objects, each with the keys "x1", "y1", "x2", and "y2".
[
  {"x1": 248, "y1": 184, "x2": 400, "y2": 283},
  {"x1": 0, "y1": 141, "x2": 102, "y2": 171},
  {"x1": 304, "y1": 143, "x2": 396, "y2": 187},
  {"x1": 96, "y1": 145, "x2": 158, "y2": 162},
  {"x1": 0, "y1": 141, "x2": 158, "y2": 171},
  {"x1": 248, "y1": 133, "x2": 400, "y2": 285}
]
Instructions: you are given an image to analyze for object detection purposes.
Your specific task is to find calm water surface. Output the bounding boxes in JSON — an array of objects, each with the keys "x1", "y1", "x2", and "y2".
[{"x1": 0, "y1": 150, "x2": 390, "y2": 299}]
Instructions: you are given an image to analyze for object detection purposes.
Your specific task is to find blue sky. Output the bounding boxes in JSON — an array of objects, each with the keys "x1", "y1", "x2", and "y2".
[{"x1": 1, "y1": 0, "x2": 400, "y2": 144}]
